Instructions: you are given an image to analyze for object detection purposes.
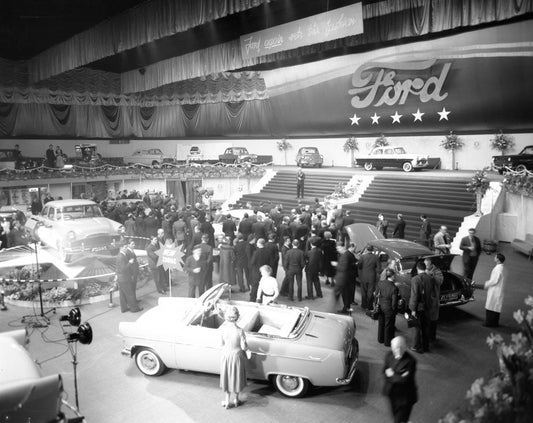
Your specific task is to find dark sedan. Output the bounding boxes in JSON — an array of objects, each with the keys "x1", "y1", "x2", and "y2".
[
  {"x1": 492, "y1": 145, "x2": 533, "y2": 174},
  {"x1": 345, "y1": 223, "x2": 475, "y2": 309}
]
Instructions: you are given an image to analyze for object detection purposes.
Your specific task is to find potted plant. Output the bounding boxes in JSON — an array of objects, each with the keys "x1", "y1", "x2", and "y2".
[
  {"x1": 277, "y1": 138, "x2": 292, "y2": 166},
  {"x1": 343, "y1": 136, "x2": 359, "y2": 166},
  {"x1": 440, "y1": 130, "x2": 464, "y2": 170},
  {"x1": 490, "y1": 130, "x2": 515, "y2": 156},
  {"x1": 373, "y1": 133, "x2": 389, "y2": 148}
]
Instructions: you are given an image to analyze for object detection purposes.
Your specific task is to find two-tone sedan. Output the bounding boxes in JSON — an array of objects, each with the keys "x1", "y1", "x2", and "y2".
[
  {"x1": 346, "y1": 223, "x2": 475, "y2": 309},
  {"x1": 354, "y1": 146, "x2": 429, "y2": 172},
  {"x1": 25, "y1": 199, "x2": 124, "y2": 263},
  {"x1": 119, "y1": 283, "x2": 359, "y2": 398}
]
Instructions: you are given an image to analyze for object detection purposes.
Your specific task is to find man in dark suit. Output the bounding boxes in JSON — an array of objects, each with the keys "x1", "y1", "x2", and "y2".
[
  {"x1": 264, "y1": 233, "x2": 280, "y2": 278},
  {"x1": 334, "y1": 242, "x2": 358, "y2": 313},
  {"x1": 233, "y1": 234, "x2": 248, "y2": 292},
  {"x1": 305, "y1": 238, "x2": 323, "y2": 299},
  {"x1": 419, "y1": 214, "x2": 432, "y2": 248},
  {"x1": 459, "y1": 228, "x2": 482, "y2": 280},
  {"x1": 252, "y1": 216, "x2": 267, "y2": 241},
  {"x1": 183, "y1": 247, "x2": 206, "y2": 298},
  {"x1": 194, "y1": 234, "x2": 213, "y2": 291},
  {"x1": 383, "y1": 336, "x2": 418, "y2": 423},
  {"x1": 238, "y1": 213, "x2": 253, "y2": 241},
  {"x1": 358, "y1": 245, "x2": 380, "y2": 310},
  {"x1": 392, "y1": 213, "x2": 406, "y2": 239},
  {"x1": 146, "y1": 235, "x2": 167, "y2": 294},
  {"x1": 250, "y1": 238, "x2": 272, "y2": 302},
  {"x1": 296, "y1": 168, "x2": 305, "y2": 198},
  {"x1": 283, "y1": 239, "x2": 306, "y2": 301},
  {"x1": 116, "y1": 245, "x2": 142, "y2": 313},
  {"x1": 125, "y1": 239, "x2": 140, "y2": 290},
  {"x1": 409, "y1": 262, "x2": 433, "y2": 353}
]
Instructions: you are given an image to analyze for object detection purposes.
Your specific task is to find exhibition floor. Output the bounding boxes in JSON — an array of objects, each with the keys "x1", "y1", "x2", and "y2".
[{"x1": 1, "y1": 243, "x2": 531, "y2": 423}]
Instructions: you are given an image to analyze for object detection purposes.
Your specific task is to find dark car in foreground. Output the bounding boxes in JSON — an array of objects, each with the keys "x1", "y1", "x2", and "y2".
[
  {"x1": 346, "y1": 223, "x2": 475, "y2": 309},
  {"x1": 492, "y1": 145, "x2": 533, "y2": 174}
]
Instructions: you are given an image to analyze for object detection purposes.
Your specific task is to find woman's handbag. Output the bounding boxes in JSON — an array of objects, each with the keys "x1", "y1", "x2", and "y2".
[{"x1": 405, "y1": 312, "x2": 419, "y2": 328}]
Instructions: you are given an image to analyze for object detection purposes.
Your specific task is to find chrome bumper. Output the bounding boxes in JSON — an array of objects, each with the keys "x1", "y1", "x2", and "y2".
[
  {"x1": 121, "y1": 347, "x2": 131, "y2": 356},
  {"x1": 336, "y1": 339, "x2": 359, "y2": 385}
]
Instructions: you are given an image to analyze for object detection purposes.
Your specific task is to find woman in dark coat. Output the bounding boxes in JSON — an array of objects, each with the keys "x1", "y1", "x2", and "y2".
[{"x1": 218, "y1": 237, "x2": 236, "y2": 286}]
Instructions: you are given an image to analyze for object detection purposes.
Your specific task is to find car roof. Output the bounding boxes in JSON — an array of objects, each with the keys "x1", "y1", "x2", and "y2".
[
  {"x1": 43, "y1": 199, "x2": 98, "y2": 207},
  {"x1": 367, "y1": 239, "x2": 433, "y2": 260}
]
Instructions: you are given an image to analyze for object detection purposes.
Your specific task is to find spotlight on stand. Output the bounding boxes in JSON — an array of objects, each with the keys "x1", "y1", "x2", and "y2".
[
  {"x1": 60, "y1": 307, "x2": 81, "y2": 326},
  {"x1": 68, "y1": 322, "x2": 93, "y2": 345}
]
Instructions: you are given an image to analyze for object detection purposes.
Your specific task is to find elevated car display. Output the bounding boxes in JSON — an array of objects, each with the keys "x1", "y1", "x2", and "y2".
[
  {"x1": 296, "y1": 147, "x2": 324, "y2": 167},
  {"x1": 354, "y1": 146, "x2": 429, "y2": 172},
  {"x1": 124, "y1": 148, "x2": 175, "y2": 168},
  {"x1": 346, "y1": 223, "x2": 474, "y2": 309},
  {"x1": 492, "y1": 145, "x2": 533, "y2": 174},
  {"x1": 119, "y1": 283, "x2": 359, "y2": 398},
  {"x1": 25, "y1": 199, "x2": 124, "y2": 263}
]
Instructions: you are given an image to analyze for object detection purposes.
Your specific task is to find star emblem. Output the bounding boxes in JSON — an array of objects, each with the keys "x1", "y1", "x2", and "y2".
[
  {"x1": 438, "y1": 107, "x2": 451, "y2": 121},
  {"x1": 391, "y1": 111, "x2": 402, "y2": 124},
  {"x1": 349, "y1": 113, "x2": 361, "y2": 126},
  {"x1": 155, "y1": 245, "x2": 185, "y2": 271},
  {"x1": 412, "y1": 109, "x2": 424, "y2": 122},
  {"x1": 370, "y1": 113, "x2": 380, "y2": 125}
]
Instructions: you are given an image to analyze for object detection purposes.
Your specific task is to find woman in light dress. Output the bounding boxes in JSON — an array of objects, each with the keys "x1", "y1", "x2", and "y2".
[
  {"x1": 219, "y1": 305, "x2": 248, "y2": 408},
  {"x1": 256, "y1": 265, "x2": 279, "y2": 305}
]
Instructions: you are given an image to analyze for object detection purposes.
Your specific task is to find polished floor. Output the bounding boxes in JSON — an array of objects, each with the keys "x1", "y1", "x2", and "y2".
[{"x1": 1, "y1": 242, "x2": 531, "y2": 423}]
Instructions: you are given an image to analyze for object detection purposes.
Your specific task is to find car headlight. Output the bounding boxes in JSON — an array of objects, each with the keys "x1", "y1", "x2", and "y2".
[{"x1": 67, "y1": 231, "x2": 76, "y2": 241}]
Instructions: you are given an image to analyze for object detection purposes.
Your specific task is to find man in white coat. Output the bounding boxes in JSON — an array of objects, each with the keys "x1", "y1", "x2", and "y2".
[{"x1": 483, "y1": 253, "x2": 507, "y2": 327}]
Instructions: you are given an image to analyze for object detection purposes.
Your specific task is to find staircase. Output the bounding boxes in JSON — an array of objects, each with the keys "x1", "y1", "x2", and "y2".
[
  {"x1": 343, "y1": 175, "x2": 475, "y2": 242},
  {"x1": 235, "y1": 169, "x2": 354, "y2": 210}
]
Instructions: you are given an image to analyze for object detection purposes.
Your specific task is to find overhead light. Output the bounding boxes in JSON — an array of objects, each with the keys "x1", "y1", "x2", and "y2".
[
  {"x1": 60, "y1": 307, "x2": 81, "y2": 326},
  {"x1": 68, "y1": 322, "x2": 93, "y2": 345}
]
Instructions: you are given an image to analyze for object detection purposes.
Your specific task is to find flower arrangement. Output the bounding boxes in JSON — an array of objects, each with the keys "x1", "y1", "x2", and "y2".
[
  {"x1": 344, "y1": 136, "x2": 359, "y2": 165},
  {"x1": 374, "y1": 134, "x2": 389, "y2": 148},
  {"x1": 466, "y1": 169, "x2": 491, "y2": 196},
  {"x1": 440, "y1": 295, "x2": 533, "y2": 423},
  {"x1": 440, "y1": 130, "x2": 464, "y2": 151},
  {"x1": 491, "y1": 131, "x2": 515, "y2": 155},
  {"x1": 277, "y1": 138, "x2": 292, "y2": 165},
  {"x1": 502, "y1": 171, "x2": 533, "y2": 198}
]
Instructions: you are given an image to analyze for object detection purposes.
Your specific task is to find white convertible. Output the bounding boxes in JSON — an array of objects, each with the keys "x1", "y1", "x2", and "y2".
[
  {"x1": 354, "y1": 146, "x2": 429, "y2": 172},
  {"x1": 119, "y1": 283, "x2": 359, "y2": 398}
]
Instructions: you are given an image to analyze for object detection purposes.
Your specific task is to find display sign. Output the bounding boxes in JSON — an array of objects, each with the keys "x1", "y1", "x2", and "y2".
[
  {"x1": 240, "y1": 3, "x2": 363, "y2": 60},
  {"x1": 155, "y1": 246, "x2": 184, "y2": 271}
]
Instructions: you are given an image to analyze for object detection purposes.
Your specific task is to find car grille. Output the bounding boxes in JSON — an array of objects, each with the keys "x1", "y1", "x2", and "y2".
[{"x1": 72, "y1": 234, "x2": 121, "y2": 249}]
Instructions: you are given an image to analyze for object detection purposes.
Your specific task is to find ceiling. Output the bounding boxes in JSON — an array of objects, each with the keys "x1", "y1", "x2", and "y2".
[{"x1": 0, "y1": 0, "x2": 363, "y2": 75}]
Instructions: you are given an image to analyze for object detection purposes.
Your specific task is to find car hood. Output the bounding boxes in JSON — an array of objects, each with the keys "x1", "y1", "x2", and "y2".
[
  {"x1": 414, "y1": 254, "x2": 456, "y2": 272},
  {"x1": 367, "y1": 239, "x2": 433, "y2": 261},
  {"x1": 298, "y1": 313, "x2": 352, "y2": 351},
  {"x1": 345, "y1": 223, "x2": 384, "y2": 253},
  {"x1": 59, "y1": 217, "x2": 120, "y2": 234}
]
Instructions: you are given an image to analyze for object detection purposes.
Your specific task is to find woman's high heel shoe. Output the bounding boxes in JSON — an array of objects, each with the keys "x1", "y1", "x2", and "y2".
[
  {"x1": 221, "y1": 401, "x2": 229, "y2": 409},
  {"x1": 233, "y1": 399, "x2": 240, "y2": 408}
]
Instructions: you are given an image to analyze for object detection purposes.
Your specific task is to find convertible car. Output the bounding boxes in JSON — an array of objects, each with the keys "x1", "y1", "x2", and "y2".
[
  {"x1": 25, "y1": 199, "x2": 125, "y2": 263},
  {"x1": 346, "y1": 223, "x2": 475, "y2": 309},
  {"x1": 119, "y1": 283, "x2": 359, "y2": 398},
  {"x1": 354, "y1": 146, "x2": 429, "y2": 172}
]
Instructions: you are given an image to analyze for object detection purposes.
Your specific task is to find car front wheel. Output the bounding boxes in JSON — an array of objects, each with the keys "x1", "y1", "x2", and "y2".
[
  {"x1": 135, "y1": 348, "x2": 167, "y2": 376},
  {"x1": 402, "y1": 162, "x2": 414, "y2": 172},
  {"x1": 364, "y1": 162, "x2": 373, "y2": 171},
  {"x1": 515, "y1": 164, "x2": 527, "y2": 172},
  {"x1": 273, "y1": 374, "x2": 309, "y2": 398}
]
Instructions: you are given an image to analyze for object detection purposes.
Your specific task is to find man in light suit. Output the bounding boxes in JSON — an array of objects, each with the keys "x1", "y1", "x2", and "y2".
[
  {"x1": 483, "y1": 253, "x2": 507, "y2": 327},
  {"x1": 459, "y1": 228, "x2": 482, "y2": 280}
]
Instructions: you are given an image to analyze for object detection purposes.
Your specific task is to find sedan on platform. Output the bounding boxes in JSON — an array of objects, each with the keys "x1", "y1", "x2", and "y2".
[
  {"x1": 119, "y1": 283, "x2": 359, "y2": 398},
  {"x1": 354, "y1": 146, "x2": 429, "y2": 172},
  {"x1": 346, "y1": 223, "x2": 475, "y2": 309},
  {"x1": 296, "y1": 147, "x2": 324, "y2": 167},
  {"x1": 25, "y1": 199, "x2": 125, "y2": 263}
]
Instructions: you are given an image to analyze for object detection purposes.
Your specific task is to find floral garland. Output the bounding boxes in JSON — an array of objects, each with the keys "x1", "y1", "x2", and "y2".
[
  {"x1": 440, "y1": 130, "x2": 464, "y2": 151},
  {"x1": 466, "y1": 168, "x2": 490, "y2": 195},
  {"x1": 490, "y1": 131, "x2": 515, "y2": 154},
  {"x1": 440, "y1": 295, "x2": 533, "y2": 423}
]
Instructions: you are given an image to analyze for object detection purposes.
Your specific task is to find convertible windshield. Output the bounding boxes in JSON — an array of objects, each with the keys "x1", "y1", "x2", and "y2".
[{"x1": 57, "y1": 205, "x2": 103, "y2": 219}]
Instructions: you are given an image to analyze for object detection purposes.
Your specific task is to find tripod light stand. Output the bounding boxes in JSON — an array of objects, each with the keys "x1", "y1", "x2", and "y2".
[{"x1": 21, "y1": 241, "x2": 56, "y2": 327}]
